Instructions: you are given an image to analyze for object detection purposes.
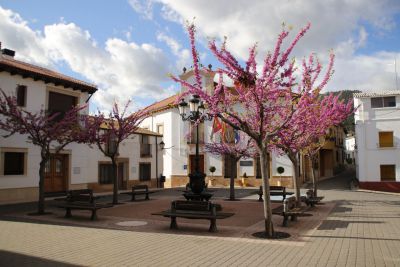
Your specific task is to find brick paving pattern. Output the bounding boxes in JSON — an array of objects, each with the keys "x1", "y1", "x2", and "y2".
[{"x1": 0, "y1": 171, "x2": 400, "y2": 266}]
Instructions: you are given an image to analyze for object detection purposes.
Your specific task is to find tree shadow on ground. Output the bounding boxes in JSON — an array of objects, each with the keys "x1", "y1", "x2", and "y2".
[
  {"x1": 317, "y1": 219, "x2": 383, "y2": 230},
  {"x1": 0, "y1": 250, "x2": 78, "y2": 267}
]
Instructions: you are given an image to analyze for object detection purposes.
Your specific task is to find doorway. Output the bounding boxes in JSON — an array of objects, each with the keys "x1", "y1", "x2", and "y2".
[{"x1": 44, "y1": 154, "x2": 68, "y2": 193}]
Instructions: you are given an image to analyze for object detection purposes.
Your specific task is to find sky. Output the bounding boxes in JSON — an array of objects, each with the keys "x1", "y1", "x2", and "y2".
[{"x1": 0, "y1": 0, "x2": 400, "y2": 112}]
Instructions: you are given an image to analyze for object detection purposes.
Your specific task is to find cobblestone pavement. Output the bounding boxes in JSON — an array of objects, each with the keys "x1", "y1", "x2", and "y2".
[{"x1": 1, "y1": 171, "x2": 400, "y2": 266}]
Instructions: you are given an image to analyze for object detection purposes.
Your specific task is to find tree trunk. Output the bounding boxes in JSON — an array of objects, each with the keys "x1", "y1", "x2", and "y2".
[
  {"x1": 229, "y1": 158, "x2": 238, "y2": 201},
  {"x1": 111, "y1": 157, "x2": 118, "y2": 205},
  {"x1": 37, "y1": 158, "x2": 47, "y2": 214},
  {"x1": 260, "y1": 146, "x2": 274, "y2": 237},
  {"x1": 289, "y1": 153, "x2": 301, "y2": 207}
]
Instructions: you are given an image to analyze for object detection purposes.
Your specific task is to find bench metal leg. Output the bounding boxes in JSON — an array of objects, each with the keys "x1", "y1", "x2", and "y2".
[
  {"x1": 131, "y1": 195, "x2": 136, "y2": 201},
  {"x1": 258, "y1": 194, "x2": 263, "y2": 202},
  {"x1": 282, "y1": 215, "x2": 289, "y2": 227},
  {"x1": 145, "y1": 193, "x2": 150, "y2": 200},
  {"x1": 65, "y1": 208, "x2": 72, "y2": 218},
  {"x1": 91, "y1": 210, "x2": 98, "y2": 221},
  {"x1": 170, "y1": 217, "x2": 178, "y2": 229},
  {"x1": 291, "y1": 215, "x2": 297, "y2": 222},
  {"x1": 209, "y1": 219, "x2": 217, "y2": 232}
]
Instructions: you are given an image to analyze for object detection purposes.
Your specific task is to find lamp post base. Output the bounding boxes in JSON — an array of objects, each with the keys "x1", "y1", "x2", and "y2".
[{"x1": 189, "y1": 171, "x2": 206, "y2": 194}]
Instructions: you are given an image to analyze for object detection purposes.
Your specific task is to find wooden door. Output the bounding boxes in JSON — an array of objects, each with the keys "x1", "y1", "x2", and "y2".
[
  {"x1": 44, "y1": 154, "x2": 68, "y2": 193},
  {"x1": 189, "y1": 155, "x2": 204, "y2": 173}
]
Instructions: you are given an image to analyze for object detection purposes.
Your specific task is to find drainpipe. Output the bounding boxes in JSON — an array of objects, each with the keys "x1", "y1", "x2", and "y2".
[{"x1": 155, "y1": 135, "x2": 158, "y2": 188}]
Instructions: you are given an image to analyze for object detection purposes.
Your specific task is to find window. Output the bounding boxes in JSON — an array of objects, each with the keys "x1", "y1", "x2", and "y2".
[
  {"x1": 156, "y1": 124, "x2": 164, "y2": 135},
  {"x1": 139, "y1": 163, "x2": 151, "y2": 181},
  {"x1": 380, "y1": 165, "x2": 395, "y2": 181},
  {"x1": 140, "y1": 135, "x2": 152, "y2": 157},
  {"x1": 3, "y1": 152, "x2": 25, "y2": 175},
  {"x1": 48, "y1": 91, "x2": 78, "y2": 121},
  {"x1": 371, "y1": 96, "x2": 396, "y2": 108},
  {"x1": 142, "y1": 135, "x2": 149, "y2": 144},
  {"x1": 99, "y1": 163, "x2": 113, "y2": 184},
  {"x1": 16, "y1": 85, "x2": 26, "y2": 107},
  {"x1": 224, "y1": 155, "x2": 237, "y2": 178},
  {"x1": 379, "y1": 131, "x2": 394, "y2": 147}
]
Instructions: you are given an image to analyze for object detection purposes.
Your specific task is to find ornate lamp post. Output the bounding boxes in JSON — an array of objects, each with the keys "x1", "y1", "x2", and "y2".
[{"x1": 178, "y1": 95, "x2": 213, "y2": 194}]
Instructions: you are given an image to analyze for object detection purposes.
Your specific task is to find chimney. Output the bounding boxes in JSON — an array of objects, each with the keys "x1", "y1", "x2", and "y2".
[{"x1": 2, "y1": 48, "x2": 15, "y2": 57}]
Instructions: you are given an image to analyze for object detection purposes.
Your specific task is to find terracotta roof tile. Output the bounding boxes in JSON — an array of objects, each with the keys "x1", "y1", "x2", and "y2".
[
  {"x1": 142, "y1": 93, "x2": 179, "y2": 114},
  {"x1": 0, "y1": 55, "x2": 97, "y2": 94},
  {"x1": 354, "y1": 91, "x2": 400, "y2": 98}
]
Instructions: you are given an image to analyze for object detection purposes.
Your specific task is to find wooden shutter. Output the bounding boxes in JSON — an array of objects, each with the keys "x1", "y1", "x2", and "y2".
[
  {"x1": 380, "y1": 165, "x2": 395, "y2": 181},
  {"x1": 379, "y1": 132, "x2": 393, "y2": 147}
]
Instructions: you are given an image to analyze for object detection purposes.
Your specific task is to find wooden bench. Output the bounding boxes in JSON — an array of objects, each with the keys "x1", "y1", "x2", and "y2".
[
  {"x1": 56, "y1": 189, "x2": 112, "y2": 220},
  {"x1": 122, "y1": 185, "x2": 157, "y2": 201},
  {"x1": 152, "y1": 200, "x2": 234, "y2": 232},
  {"x1": 303, "y1": 189, "x2": 324, "y2": 207},
  {"x1": 255, "y1": 186, "x2": 294, "y2": 202},
  {"x1": 272, "y1": 196, "x2": 308, "y2": 227}
]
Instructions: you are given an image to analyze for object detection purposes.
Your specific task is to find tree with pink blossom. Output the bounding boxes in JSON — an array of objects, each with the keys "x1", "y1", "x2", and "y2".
[
  {"x1": 171, "y1": 22, "x2": 334, "y2": 237},
  {"x1": 0, "y1": 88, "x2": 88, "y2": 215},
  {"x1": 84, "y1": 102, "x2": 148, "y2": 205},
  {"x1": 300, "y1": 94, "x2": 355, "y2": 198},
  {"x1": 205, "y1": 130, "x2": 254, "y2": 200},
  {"x1": 272, "y1": 84, "x2": 354, "y2": 205}
]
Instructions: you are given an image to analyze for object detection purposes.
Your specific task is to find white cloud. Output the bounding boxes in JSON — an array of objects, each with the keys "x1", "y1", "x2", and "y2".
[
  {"x1": 128, "y1": 0, "x2": 154, "y2": 20},
  {"x1": 0, "y1": 6, "x2": 172, "y2": 112},
  {"x1": 0, "y1": 7, "x2": 51, "y2": 67},
  {"x1": 156, "y1": 0, "x2": 400, "y2": 91},
  {"x1": 157, "y1": 32, "x2": 190, "y2": 70}
]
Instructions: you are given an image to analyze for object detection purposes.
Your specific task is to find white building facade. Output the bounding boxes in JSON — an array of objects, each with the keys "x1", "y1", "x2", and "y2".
[
  {"x1": 141, "y1": 70, "x2": 295, "y2": 188},
  {"x1": 354, "y1": 91, "x2": 400, "y2": 192},
  {"x1": 0, "y1": 49, "x2": 163, "y2": 203}
]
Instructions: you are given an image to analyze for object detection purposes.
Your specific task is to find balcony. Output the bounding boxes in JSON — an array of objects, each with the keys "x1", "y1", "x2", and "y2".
[{"x1": 140, "y1": 144, "x2": 152, "y2": 157}]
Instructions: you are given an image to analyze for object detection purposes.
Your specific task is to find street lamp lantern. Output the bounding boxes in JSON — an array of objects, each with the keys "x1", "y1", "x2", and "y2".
[
  {"x1": 178, "y1": 99, "x2": 188, "y2": 116},
  {"x1": 189, "y1": 95, "x2": 200, "y2": 112},
  {"x1": 159, "y1": 140, "x2": 165, "y2": 150},
  {"x1": 198, "y1": 101, "x2": 205, "y2": 114}
]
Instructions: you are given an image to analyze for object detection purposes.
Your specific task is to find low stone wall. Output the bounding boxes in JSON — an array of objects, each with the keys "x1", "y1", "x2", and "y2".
[
  {"x1": 88, "y1": 179, "x2": 159, "y2": 192},
  {"x1": 165, "y1": 175, "x2": 294, "y2": 189},
  {"x1": 126, "y1": 179, "x2": 158, "y2": 188},
  {"x1": 0, "y1": 187, "x2": 38, "y2": 203},
  {"x1": 359, "y1": 182, "x2": 400, "y2": 193}
]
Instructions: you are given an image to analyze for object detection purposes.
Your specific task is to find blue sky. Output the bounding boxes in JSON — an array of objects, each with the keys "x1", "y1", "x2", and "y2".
[{"x1": 0, "y1": 0, "x2": 399, "y2": 112}]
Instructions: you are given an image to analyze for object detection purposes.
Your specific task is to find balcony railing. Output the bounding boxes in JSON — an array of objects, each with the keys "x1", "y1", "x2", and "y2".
[{"x1": 140, "y1": 144, "x2": 152, "y2": 157}]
